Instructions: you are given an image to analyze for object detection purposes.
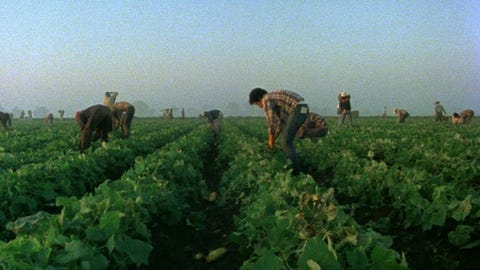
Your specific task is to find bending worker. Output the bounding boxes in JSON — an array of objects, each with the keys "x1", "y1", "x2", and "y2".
[{"x1": 249, "y1": 87, "x2": 309, "y2": 175}]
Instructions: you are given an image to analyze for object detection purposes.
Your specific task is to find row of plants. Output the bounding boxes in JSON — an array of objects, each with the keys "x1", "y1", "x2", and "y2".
[
  {"x1": 0, "y1": 119, "x2": 197, "y2": 241},
  {"x1": 0, "y1": 123, "x2": 214, "y2": 268},
  {"x1": 2, "y1": 116, "x2": 476, "y2": 268},
  {"x1": 296, "y1": 118, "x2": 480, "y2": 268},
  {"x1": 215, "y1": 119, "x2": 408, "y2": 269}
]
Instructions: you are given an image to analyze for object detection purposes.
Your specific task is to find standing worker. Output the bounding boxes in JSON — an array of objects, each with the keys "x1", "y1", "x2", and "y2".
[
  {"x1": 75, "y1": 104, "x2": 113, "y2": 153},
  {"x1": 337, "y1": 92, "x2": 353, "y2": 128},
  {"x1": 58, "y1": 110, "x2": 65, "y2": 121},
  {"x1": 433, "y1": 101, "x2": 447, "y2": 122},
  {"x1": 249, "y1": 88, "x2": 309, "y2": 175}
]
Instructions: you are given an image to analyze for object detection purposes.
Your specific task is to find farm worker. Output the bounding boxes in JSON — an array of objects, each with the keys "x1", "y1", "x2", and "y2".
[
  {"x1": 43, "y1": 113, "x2": 53, "y2": 125},
  {"x1": 382, "y1": 106, "x2": 387, "y2": 118},
  {"x1": 103, "y1": 91, "x2": 119, "y2": 107},
  {"x1": 75, "y1": 104, "x2": 113, "y2": 153},
  {"x1": 452, "y1": 109, "x2": 474, "y2": 125},
  {"x1": 111, "y1": 101, "x2": 136, "y2": 138},
  {"x1": 337, "y1": 91, "x2": 353, "y2": 128},
  {"x1": 249, "y1": 88, "x2": 309, "y2": 175},
  {"x1": 0, "y1": 111, "x2": 12, "y2": 129},
  {"x1": 296, "y1": 112, "x2": 328, "y2": 142},
  {"x1": 202, "y1": 109, "x2": 223, "y2": 137},
  {"x1": 393, "y1": 108, "x2": 409, "y2": 123},
  {"x1": 58, "y1": 110, "x2": 65, "y2": 121},
  {"x1": 433, "y1": 101, "x2": 447, "y2": 122},
  {"x1": 163, "y1": 108, "x2": 173, "y2": 119}
]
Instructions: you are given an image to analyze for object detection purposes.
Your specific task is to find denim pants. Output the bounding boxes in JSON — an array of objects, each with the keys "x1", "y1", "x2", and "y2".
[{"x1": 281, "y1": 104, "x2": 309, "y2": 175}]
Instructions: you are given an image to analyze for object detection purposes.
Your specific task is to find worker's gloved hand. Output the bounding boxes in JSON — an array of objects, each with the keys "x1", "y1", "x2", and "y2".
[{"x1": 268, "y1": 134, "x2": 276, "y2": 149}]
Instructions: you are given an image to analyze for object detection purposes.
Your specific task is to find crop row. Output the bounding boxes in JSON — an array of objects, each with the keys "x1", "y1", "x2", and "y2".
[
  {"x1": 215, "y1": 119, "x2": 408, "y2": 269},
  {"x1": 2, "y1": 117, "x2": 477, "y2": 269},
  {"x1": 296, "y1": 118, "x2": 480, "y2": 269},
  {"x1": 0, "y1": 121, "x2": 214, "y2": 268},
  {"x1": 0, "y1": 119, "x2": 198, "y2": 241}
]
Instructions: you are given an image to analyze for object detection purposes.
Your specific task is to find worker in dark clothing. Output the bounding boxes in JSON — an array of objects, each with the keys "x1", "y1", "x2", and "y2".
[
  {"x1": 0, "y1": 112, "x2": 12, "y2": 129},
  {"x1": 75, "y1": 104, "x2": 113, "y2": 153},
  {"x1": 337, "y1": 91, "x2": 353, "y2": 127},
  {"x1": 202, "y1": 109, "x2": 223, "y2": 137}
]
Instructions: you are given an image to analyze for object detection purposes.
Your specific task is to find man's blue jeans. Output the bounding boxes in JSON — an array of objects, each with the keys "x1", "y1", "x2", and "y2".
[{"x1": 281, "y1": 104, "x2": 308, "y2": 175}]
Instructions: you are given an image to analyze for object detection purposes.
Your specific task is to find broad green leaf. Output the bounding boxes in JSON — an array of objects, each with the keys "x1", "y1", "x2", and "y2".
[
  {"x1": 421, "y1": 202, "x2": 447, "y2": 230},
  {"x1": 297, "y1": 236, "x2": 342, "y2": 270},
  {"x1": 346, "y1": 247, "x2": 369, "y2": 270},
  {"x1": 448, "y1": 225, "x2": 475, "y2": 247},
  {"x1": 240, "y1": 251, "x2": 284, "y2": 270},
  {"x1": 370, "y1": 246, "x2": 408, "y2": 270},
  {"x1": 450, "y1": 195, "x2": 472, "y2": 221},
  {"x1": 115, "y1": 236, "x2": 153, "y2": 264},
  {"x1": 99, "y1": 211, "x2": 122, "y2": 236},
  {"x1": 55, "y1": 240, "x2": 94, "y2": 265}
]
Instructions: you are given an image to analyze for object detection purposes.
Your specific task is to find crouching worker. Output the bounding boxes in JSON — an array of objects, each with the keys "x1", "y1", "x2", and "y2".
[
  {"x1": 43, "y1": 113, "x2": 53, "y2": 125},
  {"x1": 393, "y1": 108, "x2": 409, "y2": 123},
  {"x1": 296, "y1": 113, "x2": 328, "y2": 142},
  {"x1": 75, "y1": 104, "x2": 113, "y2": 153},
  {"x1": 111, "y1": 101, "x2": 135, "y2": 138},
  {"x1": 452, "y1": 109, "x2": 474, "y2": 125}
]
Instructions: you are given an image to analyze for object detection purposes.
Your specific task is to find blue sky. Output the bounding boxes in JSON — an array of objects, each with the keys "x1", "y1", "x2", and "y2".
[{"x1": 1, "y1": 1, "x2": 479, "y2": 117}]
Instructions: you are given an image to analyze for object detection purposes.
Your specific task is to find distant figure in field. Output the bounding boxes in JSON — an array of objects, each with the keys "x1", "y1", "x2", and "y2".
[
  {"x1": 43, "y1": 113, "x2": 53, "y2": 125},
  {"x1": 202, "y1": 109, "x2": 223, "y2": 137},
  {"x1": 103, "y1": 91, "x2": 119, "y2": 107},
  {"x1": 296, "y1": 112, "x2": 328, "y2": 142},
  {"x1": 0, "y1": 112, "x2": 12, "y2": 129},
  {"x1": 27, "y1": 110, "x2": 32, "y2": 119},
  {"x1": 452, "y1": 109, "x2": 474, "y2": 125},
  {"x1": 163, "y1": 108, "x2": 173, "y2": 120},
  {"x1": 111, "y1": 101, "x2": 135, "y2": 138},
  {"x1": 58, "y1": 110, "x2": 65, "y2": 121},
  {"x1": 181, "y1": 108, "x2": 185, "y2": 119},
  {"x1": 19, "y1": 110, "x2": 25, "y2": 119},
  {"x1": 433, "y1": 101, "x2": 447, "y2": 122},
  {"x1": 337, "y1": 91, "x2": 353, "y2": 127},
  {"x1": 382, "y1": 106, "x2": 387, "y2": 118},
  {"x1": 75, "y1": 104, "x2": 113, "y2": 153},
  {"x1": 393, "y1": 108, "x2": 409, "y2": 123}
]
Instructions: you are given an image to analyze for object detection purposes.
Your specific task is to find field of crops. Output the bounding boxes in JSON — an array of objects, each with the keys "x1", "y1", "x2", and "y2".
[{"x1": 0, "y1": 116, "x2": 478, "y2": 269}]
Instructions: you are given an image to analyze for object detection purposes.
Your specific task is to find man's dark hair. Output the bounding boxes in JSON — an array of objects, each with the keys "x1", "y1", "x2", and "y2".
[{"x1": 249, "y1": 88, "x2": 268, "y2": 104}]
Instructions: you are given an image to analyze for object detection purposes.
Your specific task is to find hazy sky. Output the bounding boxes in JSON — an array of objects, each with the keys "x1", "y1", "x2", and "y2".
[{"x1": 1, "y1": 1, "x2": 479, "y2": 117}]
